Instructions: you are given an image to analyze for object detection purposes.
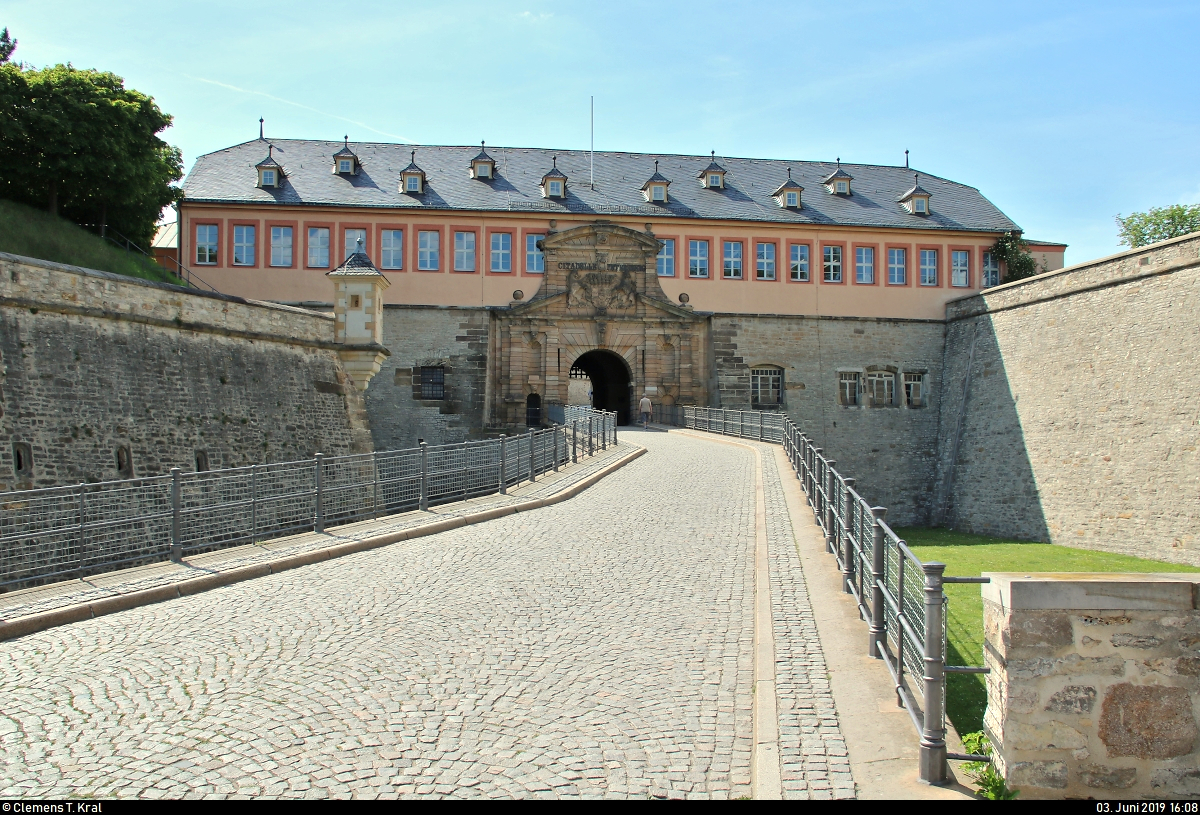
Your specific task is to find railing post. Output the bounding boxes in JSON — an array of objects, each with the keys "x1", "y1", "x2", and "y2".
[
  {"x1": 419, "y1": 442, "x2": 429, "y2": 510},
  {"x1": 372, "y1": 451, "x2": 379, "y2": 520},
  {"x1": 499, "y1": 435, "x2": 507, "y2": 495},
  {"x1": 920, "y1": 562, "x2": 949, "y2": 785},
  {"x1": 571, "y1": 421, "x2": 578, "y2": 464},
  {"x1": 553, "y1": 428, "x2": 559, "y2": 472},
  {"x1": 841, "y1": 477, "x2": 856, "y2": 593},
  {"x1": 588, "y1": 415, "x2": 594, "y2": 456},
  {"x1": 758, "y1": 411, "x2": 763, "y2": 441},
  {"x1": 869, "y1": 507, "x2": 888, "y2": 658},
  {"x1": 529, "y1": 430, "x2": 537, "y2": 482},
  {"x1": 170, "y1": 467, "x2": 182, "y2": 561},
  {"x1": 314, "y1": 453, "x2": 325, "y2": 532},
  {"x1": 76, "y1": 483, "x2": 86, "y2": 574},
  {"x1": 601, "y1": 414, "x2": 607, "y2": 451},
  {"x1": 251, "y1": 464, "x2": 258, "y2": 542},
  {"x1": 824, "y1": 460, "x2": 837, "y2": 553},
  {"x1": 813, "y1": 449, "x2": 824, "y2": 513}
]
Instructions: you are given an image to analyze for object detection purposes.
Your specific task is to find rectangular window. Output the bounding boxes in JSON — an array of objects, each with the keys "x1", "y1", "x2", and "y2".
[
  {"x1": 756, "y1": 243, "x2": 776, "y2": 280},
  {"x1": 344, "y1": 228, "x2": 367, "y2": 260},
  {"x1": 789, "y1": 244, "x2": 810, "y2": 282},
  {"x1": 855, "y1": 246, "x2": 875, "y2": 284},
  {"x1": 261, "y1": 169, "x2": 276, "y2": 187},
  {"x1": 951, "y1": 250, "x2": 970, "y2": 287},
  {"x1": 751, "y1": 368, "x2": 782, "y2": 405},
  {"x1": 823, "y1": 245, "x2": 843, "y2": 283},
  {"x1": 454, "y1": 231, "x2": 476, "y2": 272},
  {"x1": 419, "y1": 366, "x2": 445, "y2": 400},
  {"x1": 233, "y1": 225, "x2": 255, "y2": 266},
  {"x1": 195, "y1": 224, "x2": 218, "y2": 265},
  {"x1": 526, "y1": 234, "x2": 545, "y2": 273},
  {"x1": 982, "y1": 252, "x2": 1000, "y2": 287},
  {"x1": 381, "y1": 230, "x2": 403, "y2": 270},
  {"x1": 888, "y1": 248, "x2": 907, "y2": 285},
  {"x1": 688, "y1": 240, "x2": 709, "y2": 278},
  {"x1": 656, "y1": 238, "x2": 675, "y2": 277},
  {"x1": 269, "y1": 226, "x2": 292, "y2": 267},
  {"x1": 904, "y1": 373, "x2": 925, "y2": 407},
  {"x1": 651, "y1": 185, "x2": 665, "y2": 202},
  {"x1": 308, "y1": 227, "x2": 330, "y2": 268},
  {"x1": 838, "y1": 372, "x2": 859, "y2": 406},
  {"x1": 490, "y1": 233, "x2": 512, "y2": 273},
  {"x1": 406, "y1": 175, "x2": 421, "y2": 192},
  {"x1": 920, "y1": 249, "x2": 938, "y2": 286},
  {"x1": 723, "y1": 241, "x2": 743, "y2": 279},
  {"x1": 866, "y1": 371, "x2": 895, "y2": 406},
  {"x1": 418, "y1": 230, "x2": 440, "y2": 270}
]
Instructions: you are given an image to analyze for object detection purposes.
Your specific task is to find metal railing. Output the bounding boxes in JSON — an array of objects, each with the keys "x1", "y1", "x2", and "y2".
[
  {"x1": 0, "y1": 415, "x2": 616, "y2": 593},
  {"x1": 664, "y1": 405, "x2": 989, "y2": 784}
]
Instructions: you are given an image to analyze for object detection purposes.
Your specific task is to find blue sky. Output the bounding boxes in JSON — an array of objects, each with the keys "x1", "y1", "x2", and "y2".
[{"x1": 5, "y1": 0, "x2": 1198, "y2": 264}]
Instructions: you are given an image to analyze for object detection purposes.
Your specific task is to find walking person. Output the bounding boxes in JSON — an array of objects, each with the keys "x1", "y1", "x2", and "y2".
[{"x1": 638, "y1": 393, "x2": 653, "y2": 430}]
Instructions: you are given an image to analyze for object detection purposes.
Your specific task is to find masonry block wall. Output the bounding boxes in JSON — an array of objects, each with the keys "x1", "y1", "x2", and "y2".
[
  {"x1": 0, "y1": 254, "x2": 367, "y2": 491},
  {"x1": 365, "y1": 306, "x2": 490, "y2": 451},
  {"x1": 710, "y1": 314, "x2": 945, "y2": 525},
  {"x1": 937, "y1": 234, "x2": 1200, "y2": 564}
]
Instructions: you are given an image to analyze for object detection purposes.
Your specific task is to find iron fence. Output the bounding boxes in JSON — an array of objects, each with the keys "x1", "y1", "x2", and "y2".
[
  {"x1": 0, "y1": 410, "x2": 617, "y2": 593},
  {"x1": 665, "y1": 405, "x2": 989, "y2": 784}
]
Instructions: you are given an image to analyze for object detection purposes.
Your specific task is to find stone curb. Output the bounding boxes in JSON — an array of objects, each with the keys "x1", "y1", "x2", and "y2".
[{"x1": 0, "y1": 445, "x2": 645, "y2": 642}]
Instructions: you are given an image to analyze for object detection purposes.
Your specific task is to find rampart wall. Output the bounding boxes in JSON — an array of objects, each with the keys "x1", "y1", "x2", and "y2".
[{"x1": 0, "y1": 253, "x2": 369, "y2": 490}]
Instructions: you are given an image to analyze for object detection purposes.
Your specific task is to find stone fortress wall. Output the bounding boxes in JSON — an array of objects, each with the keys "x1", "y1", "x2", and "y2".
[{"x1": 0, "y1": 253, "x2": 369, "y2": 490}]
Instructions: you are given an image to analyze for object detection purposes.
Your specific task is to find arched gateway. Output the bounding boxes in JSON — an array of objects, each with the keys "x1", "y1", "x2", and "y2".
[{"x1": 488, "y1": 222, "x2": 709, "y2": 427}]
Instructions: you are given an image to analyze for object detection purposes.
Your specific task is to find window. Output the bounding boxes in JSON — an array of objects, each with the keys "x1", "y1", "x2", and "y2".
[
  {"x1": 344, "y1": 228, "x2": 367, "y2": 260},
  {"x1": 233, "y1": 225, "x2": 255, "y2": 266},
  {"x1": 420, "y1": 366, "x2": 445, "y2": 400},
  {"x1": 418, "y1": 230, "x2": 440, "y2": 270},
  {"x1": 381, "y1": 230, "x2": 403, "y2": 270},
  {"x1": 888, "y1": 248, "x2": 907, "y2": 285},
  {"x1": 656, "y1": 238, "x2": 675, "y2": 277},
  {"x1": 866, "y1": 371, "x2": 895, "y2": 406},
  {"x1": 838, "y1": 372, "x2": 860, "y2": 406},
  {"x1": 476, "y1": 163, "x2": 491, "y2": 178},
  {"x1": 708, "y1": 173, "x2": 721, "y2": 188},
  {"x1": 454, "y1": 231, "x2": 476, "y2": 272},
  {"x1": 490, "y1": 233, "x2": 512, "y2": 273},
  {"x1": 270, "y1": 226, "x2": 292, "y2": 267},
  {"x1": 12, "y1": 442, "x2": 31, "y2": 476},
  {"x1": 790, "y1": 244, "x2": 810, "y2": 282},
  {"x1": 115, "y1": 445, "x2": 133, "y2": 479},
  {"x1": 904, "y1": 373, "x2": 925, "y2": 407},
  {"x1": 751, "y1": 367, "x2": 783, "y2": 406},
  {"x1": 195, "y1": 450, "x2": 209, "y2": 472},
  {"x1": 261, "y1": 169, "x2": 276, "y2": 187},
  {"x1": 349, "y1": 294, "x2": 361, "y2": 309},
  {"x1": 548, "y1": 180, "x2": 562, "y2": 197},
  {"x1": 688, "y1": 240, "x2": 709, "y2": 278},
  {"x1": 785, "y1": 191, "x2": 798, "y2": 207},
  {"x1": 855, "y1": 247, "x2": 875, "y2": 284},
  {"x1": 836, "y1": 180, "x2": 848, "y2": 194},
  {"x1": 526, "y1": 234, "x2": 545, "y2": 273},
  {"x1": 982, "y1": 252, "x2": 1000, "y2": 287},
  {"x1": 823, "y1": 245, "x2": 843, "y2": 283},
  {"x1": 951, "y1": 250, "x2": 970, "y2": 287},
  {"x1": 754, "y1": 243, "x2": 776, "y2": 281},
  {"x1": 920, "y1": 249, "x2": 938, "y2": 286},
  {"x1": 651, "y1": 185, "x2": 665, "y2": 202},
  {"x1": 723, "y1": 241, "x2": 743, "y2": 279},
  {"x1": 308, "y1": 227, "x2": 330, "y2": 268},
  {"x1": 406, "y1": 175, "x2": 421, "y2": 192},
  {"x1": 338, "y1": 159, "x2": 353, "y2": 173},
  {"x1": 914, "y1": 198, "x2": 927, "y2": 214},
  {"x1": 195, "y1": 224, "x2": 218, "y2": 265}
]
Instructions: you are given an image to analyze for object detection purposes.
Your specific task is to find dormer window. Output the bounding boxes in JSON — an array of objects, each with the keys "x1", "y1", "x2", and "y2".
[
  {"x1": 332, "y1": 136, "x2": 359, "y2": 176},
  {"x1": 470, "y1": 141, "x2": 496, "y2": 180},
  {"x1": 261, "y1": 169, "x2": 276, "y2": 186},
  {"x1": 697, "y1": 151, "x2": 727, "y2": 189},
  {"x1": 255, "y1": 145, "x2": 284, "y2": 188},
  {"x1": 641, "y1": 160, "x2": 672, "y2": 204},
  {"x1": 400, "y1": 150, "x2": 426, "y2": 195},
  {"x1": 898, "y1": 173, "x2": 932, "y2": 216},
  {"x1": 822, "y1": 158, "x2": 854, "y2": 196},
  {"x1": 771, "y1": 168, "x2": 804, "y2": 209},
  {"x1": 540, "y1": 156, "x2": 567, "y2": 199}
]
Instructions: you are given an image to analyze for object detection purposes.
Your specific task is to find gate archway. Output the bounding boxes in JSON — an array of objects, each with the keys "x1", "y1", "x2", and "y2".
[{"x1": 571, "y1": 350, "x2": 632, "y2": 425}]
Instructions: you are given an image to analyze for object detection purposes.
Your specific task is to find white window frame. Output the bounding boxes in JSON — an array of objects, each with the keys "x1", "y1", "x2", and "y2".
[
  {"x1": 490, "y1": 232, "x2": 512, "y2": 273},
  {"x1": 823, "y1": 245, "x2": 843, "y2": 283},
  {"x1": 269, "y1": 226, "x2": 292, "y2": 267},
  {"x1": 381, "y1": 229, "x2": 403, "y2": 270},
  {"x1": 548, "y1": 180, "x2": 562, "y2": 197},
  {"x1": 855, "y1": 246, "x2": 875, "y2": 284},
  {"x1": 723, "y1": 241, "x2": 743, "y2": 279},
  {"x1": 526, "y1": 234, "x2": 545, "y2": 273},
  {"x1": 308, "y1": 227, "x2": 330, "y2": 268},
  {"x1": 904, "y1": 372, "x2": 925, "y2": 407},
  {"x1": 688, "y1": 240, "x2": 709, "y2": 278},
  {"x1": 261, "y1": 169, "x2": 276, "y2": 187},
  {"x1": 476, "y1": 163, "x2": 491, "y2": 178},
  {"x1": 951, "y1": 250, "x2": 970, "y2": 287},
  {"x1": 982, "y1": 251, "x2": 1000, "y2": 288},
  {"x1": 751, "y1": 367, "x2": 783, "y2": 406},
  {"x1": 406, "y1": 175, "x2": 421, "y2": 192},
  {"x1": 914, "y1": 197, "x2": 927, "y2": 214},
  {"x1": 454, "y1": 231, "x2": 476, "y2": 272},
  {"x1": 836, "y1": 180, "x2": 848, "y2": 193},
  {"x1": 338, "y1": 159, "x2": 353, "y2": 173},
  {"x1": 866, "y1": 371, "x2": 895, "y2": 407},
  {"x1": 651, "y1": 185, "x2": 665, "y2": 202},
  {"x1": 233, "y1": 225, "x2": 255, "y2": 266},
  {"x1": 195, "y1": 224, "x2": 218, "y2": 265},
  {"x1": 920, "y1": 249, "x2": 939, "y2": 286},
  {"x1": 756, "y1": 243, "x2": 776, "y2": 281},
  {"x1": 888, "y1": 248, "x2": 907, "y2": 285},
  {"x1": 656, "y1": 238, "x2": 675, "y2": 277},
  {"x1": 790, "y1": 244, "x2": 810, "y2": 282},
  {"x1": 344, "y1": 228, "x2": 367, "y2": 261},
  {"x1": 708, "y1": 173, "x2": 721, "y2": 188},
  {"x1": 785, "y1": 191, "x2": 798, "y2": 207},
  {"x1": 838, "y1": 371, "x2": 860, "y2": 406},
  {"x1": 418, "y1": 230, "x2": 440, "y2": 271}
]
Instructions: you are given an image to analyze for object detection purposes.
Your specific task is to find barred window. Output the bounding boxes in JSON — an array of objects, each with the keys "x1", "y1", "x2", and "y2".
[
  {"x1": 420, "y1": 366, "x2": 445, "y2": 400},
  {"x1": 866, "y1": 371, "x2": 895, "y2": 406},
  {"x1": 904, "y1": 373, "x2": 925, "y2": 407},
  {"x1": 838, "y1": 371, "x2": 860, "y2": 406},
  {"x1": 751, "y1": 367, "x2": 783, "y2": 405}
]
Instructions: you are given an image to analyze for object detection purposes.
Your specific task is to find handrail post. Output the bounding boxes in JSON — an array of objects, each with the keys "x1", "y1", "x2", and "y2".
[
  {"x1": 251, "y1": 464, "x2": 258, "y2": 543},
  {"x1": 499, "y1": 435, "x2": 507, "y2": 495},
  {"x1": 869, "y1": 506, "x2": 888, "y2": 658},
  {"x1": 588, "y1": 415, "x2": 594, "y2": 457},
  {"x1": 372, "y1": 451, "x2": 379, "y2": 520},
  {"x1": 571, "y1": 421, "x2": 578, "y2": 464},
  {"x1": 824, "y1": 460, "x2": 837, "y2": 553},
  {"x1": 553, "y1": 428, "x2": 559, "y2": 472},
  {"x1": 314, "y1": 453, "x2": 325, "y2": 532},
  {"x1": 529, "y1": 430, "x2": 537, "y2": 482},
  {"x1": 841, "y1": 477, "x2": 856, "y2": 593},
  {"x1": 601, "y1": 414, "x2": 607, "y2": 450},
  {"x1": 170, "y1": 467, "x2": 182, "y2": 561},
  {"x1": 920, "y1": 562, "x2": 949, "y2": 785},
  {"x1": 77, "y1": 483, "x2": 86, "y2": 574},
  {"x1": 418, "y1": 443, "x2": 428, "y2": 510},
  {"x1": 758, "y1": 410, "x2": 763, "y2": 441}
]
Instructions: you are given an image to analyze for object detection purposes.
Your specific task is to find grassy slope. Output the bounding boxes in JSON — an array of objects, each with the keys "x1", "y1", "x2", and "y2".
[
  {"x1": 0, "y1": 199, "x2": 182, "y2": 285},
  {"x1": 896, "y1": 527, "x2": 1200, "y2": 736}
]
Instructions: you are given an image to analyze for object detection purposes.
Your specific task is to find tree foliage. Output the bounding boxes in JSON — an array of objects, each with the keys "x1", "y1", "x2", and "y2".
[
  {"x1": 988, "y1": 232, "x2": 1040, "y2": 284},
  {"x1": 0, "y1": 28, "x2": 16, "y2": 64},
  {"x1": 0, "y1": 56, "x2": 182, "y2": 250},
  {"x1": 1115, "y1": 204, "x2": 1200, "y2": 248}
]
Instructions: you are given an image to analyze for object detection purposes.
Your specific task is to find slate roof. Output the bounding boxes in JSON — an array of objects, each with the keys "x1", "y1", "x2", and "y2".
[
  {"x1": 328, "y1": 250, "x2": 385, "y2": 278},
  {"x1": 540, "y1": 158, "x2": 567, "y2": 180},
  {"x1": 823, "y1": 161, "x2": 853, "y2": 184},
  {"x1": 182, "y1": 139, "x2": 1022, "y2": 234},
  {"x1": 772, "y1": 169, "x2": 804, "y2": 197},
  {"x1": 641, "y1": 161, "x2": 670, "y2": 190},
  {"x1": 471, "y1": 142, "x2": 494, "y2": 164},
  {"x1": 898, "y1": 174, "x2": 931, "y2": 201}
]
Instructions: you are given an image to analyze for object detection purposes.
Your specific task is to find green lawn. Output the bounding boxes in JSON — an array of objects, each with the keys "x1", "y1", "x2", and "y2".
[
  {"x1": 0, "y1": 199, "x2": 182, "y2": 285},
  {"x1": 896, "y1": 527, "x2": 1200, "y2": 736}
]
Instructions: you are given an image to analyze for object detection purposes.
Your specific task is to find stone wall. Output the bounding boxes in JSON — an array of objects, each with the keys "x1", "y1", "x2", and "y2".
[
  {"x1": 0, "y1": 253, "x2": 368, "y2": 490},
  {"x1": 364, "y1": 305, "x2": 490, "y2": 450},
  {"x1": 937, "y1": 234, "x2": 1200, "y2": 563},
  {"x1": 983, "y1": 573, "x2": 1200, "y2": 799},
  {"x1": 709, "y1": 313, "x2": 945, "y2": 525}
]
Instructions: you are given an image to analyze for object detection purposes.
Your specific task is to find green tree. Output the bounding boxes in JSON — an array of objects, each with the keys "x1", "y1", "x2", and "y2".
[
  {"x1": 0, "y1": 62, "x2": 181, "y2": 250},
  {"x1": 987, "y1": 232, "x2": 1040, "y2": 284},
  {"x1": 1115, "y1": 204, "x2": 1200, "y2": 248},
  {"x1": 0, "y1": 28, "x2": 16, "y2": 63}
]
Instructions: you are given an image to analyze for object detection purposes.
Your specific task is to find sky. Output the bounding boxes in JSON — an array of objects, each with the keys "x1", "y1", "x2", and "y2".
[{"x1": 4, "y1": 0, "x2": 1198, "y2": 265}]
